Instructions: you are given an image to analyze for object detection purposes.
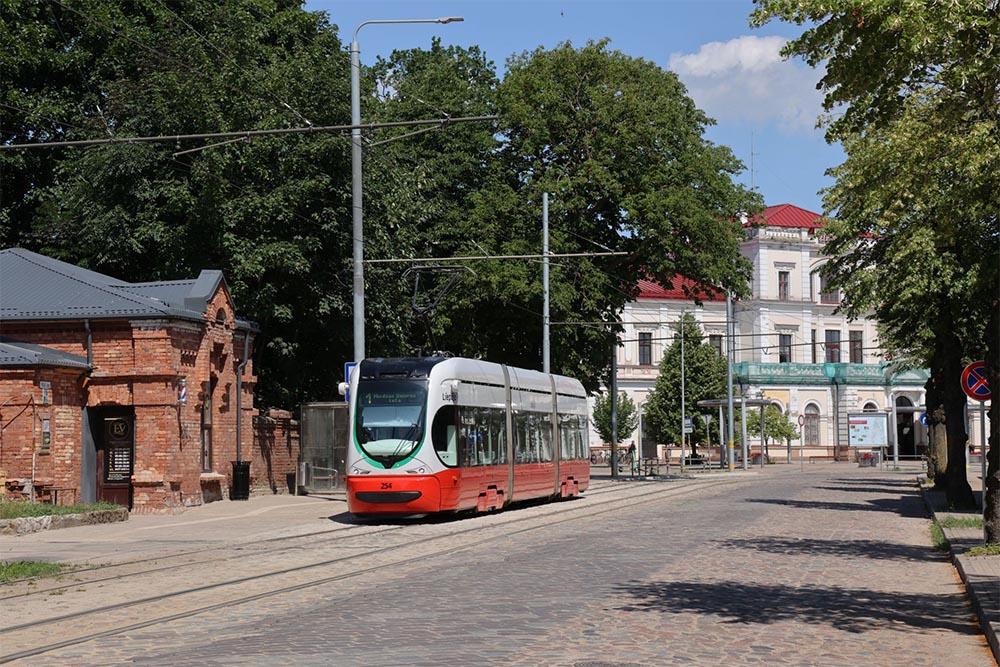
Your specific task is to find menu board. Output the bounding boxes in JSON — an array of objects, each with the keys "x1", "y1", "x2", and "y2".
[{"x1": 104, "y1": 418, "x2": 134, "y2": 483}]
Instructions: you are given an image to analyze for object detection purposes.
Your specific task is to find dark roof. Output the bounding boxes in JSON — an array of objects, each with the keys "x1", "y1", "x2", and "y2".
[
  {"x1": 0, "y1": 337, "x2": 90, "y2": 370},
  {"x1": 0, "y1": 248, "x2": 253, "y2": 329}
]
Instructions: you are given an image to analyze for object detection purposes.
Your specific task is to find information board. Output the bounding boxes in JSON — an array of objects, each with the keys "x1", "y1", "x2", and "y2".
[{"x1": 847, "y1": 413, "x2": 888, "y2": 448}]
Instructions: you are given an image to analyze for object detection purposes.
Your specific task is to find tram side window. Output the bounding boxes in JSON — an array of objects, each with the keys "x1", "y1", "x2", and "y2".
[
  {"x1": 493, "y1": 409, "x2": 507, "y2": 464},
  {"x1": 432, "y1": 405, "x2": 458, "y2": 467},
  {"x1": 560, "y1": 416, "x2": 576, "y2": 460},
  {"x1": 578, "y1": 415, "x2": 590, "y2": 459},
  {"x1": 539, "y1": 413, "x2": 553, "y2": 462}
]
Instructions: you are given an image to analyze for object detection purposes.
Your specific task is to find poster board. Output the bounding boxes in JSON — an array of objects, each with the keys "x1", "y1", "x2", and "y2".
[{"x1": 847, "y1": 413, "x2": 888, "y2": 448}]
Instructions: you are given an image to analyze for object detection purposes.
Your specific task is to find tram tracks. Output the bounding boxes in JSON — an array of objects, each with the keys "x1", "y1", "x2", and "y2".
[
  {"x1": 2, "y1": 479, "x2": 642, "y2": 600},
  {"x1": 0, "y1": 477, "x2": 738, "y2": 664}
]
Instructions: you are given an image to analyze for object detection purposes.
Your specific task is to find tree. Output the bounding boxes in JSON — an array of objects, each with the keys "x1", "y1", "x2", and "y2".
[
  {"x1": 752, "y1": 1, "x2": 999, "y2": 520},
  {"x1": 745, "y1": 405, "x2": 799, "y2": 462},
  {"x1": 643, "y1": 313, "x2": 728, "y2": 454},
  {"x1": 591, "y1": 391, "x2": 639, "y2": 446},
  {"x1": 433, "y1": 40, "x2": 760, "y2": 391},
  {"x1": 1, "y1": 0, "x2": 356, "y2": 408}
]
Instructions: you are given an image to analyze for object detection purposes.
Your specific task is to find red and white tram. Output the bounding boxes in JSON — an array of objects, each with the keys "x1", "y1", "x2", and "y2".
[{"x1": 345, "y1": 356, "x2": 590, "y2": 516}]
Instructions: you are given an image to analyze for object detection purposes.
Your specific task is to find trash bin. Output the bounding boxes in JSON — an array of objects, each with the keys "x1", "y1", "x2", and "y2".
[{"x1": 231, "y1": 460, "x2": 250, "y2": 500}]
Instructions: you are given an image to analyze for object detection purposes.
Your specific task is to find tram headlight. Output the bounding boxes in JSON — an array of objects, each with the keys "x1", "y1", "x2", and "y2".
[
  {"x1": 405, "y1": 467, "x2": 427, "y2": 474},
  {"x1": 351, "y1": 467, "x2": 371, "y2": 475}
]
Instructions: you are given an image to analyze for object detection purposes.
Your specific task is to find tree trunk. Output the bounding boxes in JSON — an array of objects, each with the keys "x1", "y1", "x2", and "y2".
[
  {"x1": 936, "y1": 333, "x2": 976, "y2": 510},
  {"x1": 985, "y1": 284, "x2": 1000, "y2": 543},
  {"x1": 925, "y1": 377, "x2": 948, "y2": 490}
]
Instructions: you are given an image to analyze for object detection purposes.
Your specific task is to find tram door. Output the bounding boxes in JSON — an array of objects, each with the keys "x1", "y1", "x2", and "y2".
[{"x1": 95, "y1": 409, "x2": 134, "y2": 509}]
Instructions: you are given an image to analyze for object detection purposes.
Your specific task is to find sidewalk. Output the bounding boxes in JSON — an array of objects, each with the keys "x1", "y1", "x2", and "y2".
[{"x1": 922, "y1": 480, "x2": 1000, "y2": 664}]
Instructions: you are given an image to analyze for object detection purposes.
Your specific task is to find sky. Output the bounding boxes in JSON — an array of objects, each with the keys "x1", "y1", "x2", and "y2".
[{"x1": 306, "y1": 0, "x2": 843, "y2": 215}]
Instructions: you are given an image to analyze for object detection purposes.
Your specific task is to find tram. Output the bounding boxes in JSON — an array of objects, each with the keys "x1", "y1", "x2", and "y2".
[{"x1": 344, "y1": 356, "x2": 590, "y2": 516}]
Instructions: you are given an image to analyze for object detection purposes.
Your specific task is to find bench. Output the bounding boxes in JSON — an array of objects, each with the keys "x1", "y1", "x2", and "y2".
[{"x1": 809, "y1": 455, "x2": 836, "y2": 463}]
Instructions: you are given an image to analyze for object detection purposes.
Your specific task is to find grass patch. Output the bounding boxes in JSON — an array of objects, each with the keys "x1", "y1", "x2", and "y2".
[
  {"x1": 0, "y1": 501, "x2": 120, "y2": 520},
  {"x1": 937, "y1": 516, "x2": 984, "y2": 529},
  {"x1": 930, "y1": 522, "x2": 950, "y2": 552},
  {"x1": 0, "y1": 560, "x2": 63, "y2": 583},
  {"x1": 967, "y1": 543, "x2": 1000, "y2": 557}
]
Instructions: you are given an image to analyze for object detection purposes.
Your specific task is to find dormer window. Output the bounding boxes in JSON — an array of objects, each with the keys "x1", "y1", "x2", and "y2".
[{"x1": 215, "y1": 308, "x2": 227, "y2": 325}]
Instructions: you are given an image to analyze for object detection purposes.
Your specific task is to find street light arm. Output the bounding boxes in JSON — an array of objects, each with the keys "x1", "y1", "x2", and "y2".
[{"x1": 354, "y1": 17, "x2": 464, "y2": 43}]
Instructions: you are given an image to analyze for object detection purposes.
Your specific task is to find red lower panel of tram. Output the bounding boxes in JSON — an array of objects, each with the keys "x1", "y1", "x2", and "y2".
[{"x1": 346, "y1": 462, "x2": 589, "y2": 515}]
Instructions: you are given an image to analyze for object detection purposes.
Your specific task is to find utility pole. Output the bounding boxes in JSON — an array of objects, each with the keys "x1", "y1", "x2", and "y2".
[
  {"x1": 681, "y1": 314, "x2": 686, "y2": 474},
  {"x1": 542, "y1": 193, "x2": 550, "y2": 374},
  {"x1": 610, "y1": 336, "x2": 619, "y2": 479},
  {"x1": 726, "y1": 292, "x2": 736, "y2": 470}
]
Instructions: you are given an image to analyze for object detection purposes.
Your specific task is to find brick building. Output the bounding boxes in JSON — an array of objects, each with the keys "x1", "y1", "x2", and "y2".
[{"x1": 0, "y1": 248, "x2": 296, "y2": 511}]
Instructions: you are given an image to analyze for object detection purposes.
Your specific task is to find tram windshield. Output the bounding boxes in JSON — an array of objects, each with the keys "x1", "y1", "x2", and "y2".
[{"x1": 355, "y1": 380, "x2": 428, "y2": 467}]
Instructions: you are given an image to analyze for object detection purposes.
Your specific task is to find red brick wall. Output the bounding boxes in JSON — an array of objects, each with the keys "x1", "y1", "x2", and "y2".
[
  {"x1": 251, "y1": 409, "x2": 300, "y2": 495},
  {"x1": 1, "y1": 286, "x2": 262, "y2": 511},
  {"x1": 0, "y1": 367, "x2": 86, "y2": 503}
]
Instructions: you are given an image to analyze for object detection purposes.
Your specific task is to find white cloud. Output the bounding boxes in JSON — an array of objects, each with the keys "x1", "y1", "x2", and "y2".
[{"x1": 669, "y1": 35, "x2": 826, "y2": 133}]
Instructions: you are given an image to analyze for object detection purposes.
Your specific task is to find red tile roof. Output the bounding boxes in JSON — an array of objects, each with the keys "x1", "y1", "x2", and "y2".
[
  {"x1": 750, "y1": 204, "x2": 825, "y2": 230},
  {"x1": 637, "y1": 275, "x2": 725, "y2": 302}
]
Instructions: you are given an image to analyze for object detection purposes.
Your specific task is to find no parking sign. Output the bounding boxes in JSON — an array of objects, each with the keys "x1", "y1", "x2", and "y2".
[{"x1": 961, "y1": 361, "x2": 991, "y2": 402}]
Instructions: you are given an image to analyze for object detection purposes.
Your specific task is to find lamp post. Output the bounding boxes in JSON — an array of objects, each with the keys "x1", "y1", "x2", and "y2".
[
  {"x1": 351, "y1": 17, "x2": 464, "y2": 362},
  {"x1": 824, "y1": 362, "x2": 842, "y2": 460}
]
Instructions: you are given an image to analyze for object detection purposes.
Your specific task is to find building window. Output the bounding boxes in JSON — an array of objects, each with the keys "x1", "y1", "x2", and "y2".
[
  {"x1": 863, "y1": 402, "x2": 879, "y2": 412},
  {"x1": 638, "y1": 332, "x2": 652, "y2": 366},
  {"x1": 825, "y1": 330, "x2": 841, "y2": 363},
  {"x1": 778, "y1": 271, "x2": 790, "y2": 301},
  {"x1": 201, "y1": 376, "x2": 216, "y2": 472},
  {"x1": 778, "y1": 334, "x2": 792, "y2": 363},
  {"x1": 819, "y1": 274, "x2": 839, "y2": 304},
  {"x1": 811, "y1": 329, "x2": 817, "y2": 364},
  {"x1": 709, "y1": 334, "x2": 723, "y2": 357},
  {"x1": 804, "y1": 405, "x2": 820, "y2": 446},
  {"x1": 849, "y1": 330, "x2": 863, "y2": 364}
]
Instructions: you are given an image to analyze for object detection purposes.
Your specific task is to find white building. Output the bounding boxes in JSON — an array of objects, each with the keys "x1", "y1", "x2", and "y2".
[{"x1": 604, "y1": 204, "x2": 942, "y2": 462}]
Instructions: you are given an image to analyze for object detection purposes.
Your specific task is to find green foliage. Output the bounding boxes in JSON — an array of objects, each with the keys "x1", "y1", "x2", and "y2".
[
  {"x1": 752, "y1": 0, "x2": 997, "y2": 514},
  {"x1": 929, "y1": 522, "x2": 949, "y2": 553},
  {"x1": 3, "y1": 13, "x2": 759, "y2": 405},
  {"x1": 0, "y1": 501, "x2": 120, "y2": 519},
  {"x1": 967, "y1": 543, "x2": 1000, "y2": 557},
  {"x1": 432, "y1": 40, "x2": 758, "y2": 390},
  {"x1": 642, "y1": 313, "x2": 727, "y2": 446},
  {"x1": 591, "y1": 391, "x2": 639, "y2": 445},
  {"x1": 745, "y1": 404, "x2": 799, "y2": 447},
  {"x1": 0, "y1": 560, "x2": 64, "y2": 583}
]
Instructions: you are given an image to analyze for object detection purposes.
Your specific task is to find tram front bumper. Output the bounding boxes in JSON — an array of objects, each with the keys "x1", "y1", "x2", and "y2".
[{"x1": 347, "y1": 475, "x2": 442, "y2": 514}]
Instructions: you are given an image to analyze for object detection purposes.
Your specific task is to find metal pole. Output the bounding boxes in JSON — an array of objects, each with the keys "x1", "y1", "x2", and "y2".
[
  {"x1": 350, "y1": 17, "x2": 463, "y2": 364},
  {"x1": 681, "y1": 316, "x2": 686, "y2": 474},
  {"x1": 891, "y1": 394, "x2": 899, "y2": 467},
  {"x1": 760, "y1": 402, "x2": 766, "y2": 468},
  {"x1": 718, "y1": 405, "x2": 724, "y2": 469},
  {"x1": 611, "y1": 337, "x2": 619, "y2": 479},
  {"x1": 982, "y1": 401, "x2": 988, "y2": 542},
  {"x1": 543, "y1": 193, "x2": 550, "y2": 373},
  {"x1": 832, "y1": 380, "x2": 840, "y2": 461},
  {"x1": 741, "y1": 398, "x2": 748, "y2": 471},
  {"x1": 726, "y1": 293, "x2": 735, "y2": 471},
  {"x1": 350, "y1": 34, "x2": 365, "y2": 363}
]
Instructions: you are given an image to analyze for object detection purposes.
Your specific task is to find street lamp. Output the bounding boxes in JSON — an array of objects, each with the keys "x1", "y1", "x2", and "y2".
[{"x1": 351, "y1": 17, "x2": 464, "y2": 362}]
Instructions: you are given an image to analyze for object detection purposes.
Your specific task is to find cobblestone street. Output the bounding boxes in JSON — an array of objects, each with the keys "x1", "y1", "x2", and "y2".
[{"x1": 4, "y1": 465, "x2": 995, "y2": 666}]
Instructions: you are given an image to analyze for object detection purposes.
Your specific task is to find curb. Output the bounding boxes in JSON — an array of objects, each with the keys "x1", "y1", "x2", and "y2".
[
  {"x1": 920, "y1": 481, "x2": 1000, "y2": 664},
  {"x1": 0, "y1": 508, "x2": 129, "y2": 536}
]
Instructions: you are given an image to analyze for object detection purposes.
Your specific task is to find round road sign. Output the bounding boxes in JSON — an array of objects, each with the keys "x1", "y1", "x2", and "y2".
[
  {"x1": 961, "y1": 360, "x2": 991, "y2": 402},
  {"x1": 797, "y1": 414, "x2": 805, "y2": 427}
]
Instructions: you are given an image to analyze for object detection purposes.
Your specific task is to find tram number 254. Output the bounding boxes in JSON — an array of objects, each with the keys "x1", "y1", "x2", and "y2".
[{"x1": 380, "y1": 482, "x2": 393, "y2": 490}]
